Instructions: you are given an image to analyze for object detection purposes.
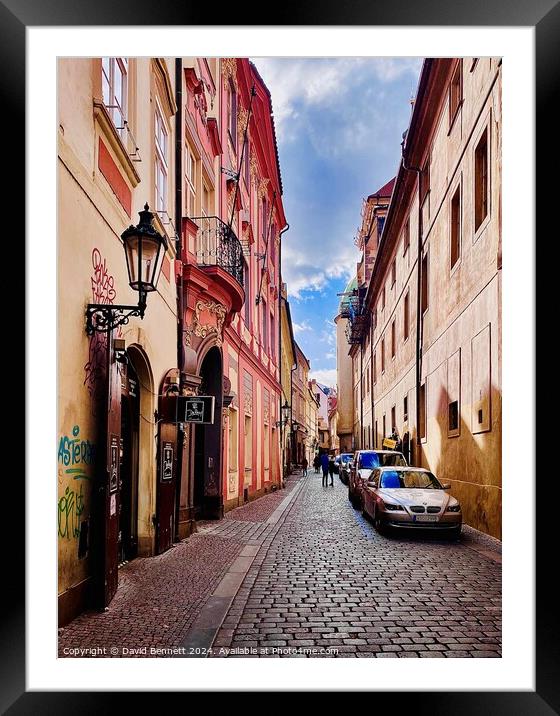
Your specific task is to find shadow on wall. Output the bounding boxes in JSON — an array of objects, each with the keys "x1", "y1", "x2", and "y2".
[{"x1": 420, "y1": 385, "x2": 502, "y2": 540}]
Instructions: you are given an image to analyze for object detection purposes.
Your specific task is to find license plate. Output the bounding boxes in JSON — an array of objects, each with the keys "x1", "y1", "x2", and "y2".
[{"x1": 414, "y1": 514, "x2": 438, "y2": 522}]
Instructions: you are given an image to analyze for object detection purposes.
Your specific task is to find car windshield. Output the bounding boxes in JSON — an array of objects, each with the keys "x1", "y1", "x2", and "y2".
[
  {"x1": 341, "y1": 454, "x2": 353, "y2": 463},
  {"x1": 359, "y1": 452, "x2": 407, "y2": 469},
  {"x1": 379, "y1": 470, "x2": 442, "y2": 489}
]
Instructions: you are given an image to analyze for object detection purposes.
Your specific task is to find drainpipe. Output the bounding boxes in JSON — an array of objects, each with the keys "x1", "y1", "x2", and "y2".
[
  {"x1": 278, "y1": 223, "x2": 289, "y2": 485},
  {"x1": 401, "y1": 140, "x2": 423, "y2": 456},
  {"x1": 174, "y1": 57, "x2": 184, "y2": 541}
]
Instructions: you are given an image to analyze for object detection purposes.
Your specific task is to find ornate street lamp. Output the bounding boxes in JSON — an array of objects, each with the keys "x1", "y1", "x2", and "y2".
[{"x1": 86, "y1": 204, "x2": 168, "y2": 334}]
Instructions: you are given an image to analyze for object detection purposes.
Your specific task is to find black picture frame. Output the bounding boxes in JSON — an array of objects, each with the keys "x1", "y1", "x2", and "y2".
[{"x1": 8, "y1": 0, "x2": 548, "y2": 709}]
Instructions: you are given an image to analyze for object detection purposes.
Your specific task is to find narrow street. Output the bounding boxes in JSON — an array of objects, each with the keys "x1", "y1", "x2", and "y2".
[{"x1": 59, "y1": 470, "x2": 501, "y2": 658}]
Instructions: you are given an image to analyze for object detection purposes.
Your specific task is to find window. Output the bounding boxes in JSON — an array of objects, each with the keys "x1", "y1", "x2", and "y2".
[
  {"x1": 269, "y1": 224, "x2": 276, "y2": 264},
  {"x1": 366, "y1": 366, "x2": 370, "y2": 394},
  {"x1": 155, "y1": 103, "x2": 168, "y2": 214},
  {"x1": 450, "y1": 184, "x2": 461, "y2": 269},
  {"x1": 202, "y1": 184, "x2": 210, "y2": 217},
  {"x1": 373, "y1": 352, "x2": 377, "y2": 384},
  {"x1": 448, "y1": 401, "x2": 459, "y2": 432},
  {"x1": 244, "y1": 415, "x2": 252, "y2": 478},
  {"x1": 262, "y1": 299, "x2": 268, "y2": 353},
  {"x1": 374, "y1": 420, "x2": 378, "y2": 448},
  {"x1": 420, "y1": 156, "x2": 430, "y2": 206},
  {"x1": 264, "y1": 423, "x2": 270, "y2": 479},
  {"x1": 382, "y1": 414, "x2": 386, "y2": 439},
  {"x1": 377, "y1": 216, "x2": 385, "y2": 237},
  {"x1": 449, "y1": 60, "x2": 462, "y2": 128},
  {"x1": 403, "y1": 217, "x2": 410, "y2": 256},
  {"x1": 270, "y1": 314, "x2": 275, "y2": 358},
  {"x1": 391, "y1": 259, "x2": 396, "y2": 287},
  {"x1": 185, "y1": 147, "x2": 196, "y2": 216},
  {"x1": 419, "y1": 383, "x2": 427, "y2": 439},
  {"x1": 228, "y1": 78, "x2": 237, "y2": 150},
  {"x1": 262, "y1": 197, "x2": 268, "y2": 239},
  {"x1": 243, "y1": 260, "x2": 251, "y2": 326},
  {"x1": 381, "y1": 338, "x2": 385, "y2": 373},
  {"x1": 228, "y1": 408, "x2": 238, "y2": 472},
  {"x1": 243, "y1": 141, "x2": 250, "y2": 187},
  {"x1": 391, "y1": 320, "x2": 396, "y2": 359},
  {"x1": 102, "y1": 57, "x2": 128, "y2": 138},
  {"x1": 475, "y1": 128, "x2": 489, "y2": 232},
  {"x1": 391, "y1": 405, "x2": 396, "y2": 434},
  {"x1": 403, "y1": 395, "x2": 408, "y2": 422},
  {"x1": 404, "y1": 290, "x2": 410, "y2": 341},
  {"x1": 421, "y1": 251, "x2": 429, "y2": 314}
]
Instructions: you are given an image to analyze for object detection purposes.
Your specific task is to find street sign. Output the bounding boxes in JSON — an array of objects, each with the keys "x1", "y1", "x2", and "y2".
[
  {"x1": 382, "y1": 438, "x2": 397, "y2": 449},
  {"x1": 177, "y1": 395, "x2": 215, "y2": 424}
]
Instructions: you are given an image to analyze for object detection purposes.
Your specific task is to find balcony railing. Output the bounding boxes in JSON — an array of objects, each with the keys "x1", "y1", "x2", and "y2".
[
  {"x1": 344, "y1": 287, "x2": 369, "y2": 344},
  {"x1": 190, "y1": 215, "x2": 244, "y2": 288}
]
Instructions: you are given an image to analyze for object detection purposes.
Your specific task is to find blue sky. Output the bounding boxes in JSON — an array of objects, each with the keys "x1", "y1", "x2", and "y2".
[{"x1": 253, "y1": 58, "x2": 422, "y2": 387}]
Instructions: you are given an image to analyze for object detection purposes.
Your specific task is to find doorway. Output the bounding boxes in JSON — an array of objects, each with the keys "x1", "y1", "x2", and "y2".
[
  {"x1": 118, "y1": 358, "x2": 139, "y2": 564},
  {"x1": 193, "y1": 347, "x2": 223, "y2": 519}
]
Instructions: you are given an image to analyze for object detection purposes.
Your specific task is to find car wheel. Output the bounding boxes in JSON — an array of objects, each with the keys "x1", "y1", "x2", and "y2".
[{"x1": 373, "y1": 508, "x2": 386, "y2": 535}]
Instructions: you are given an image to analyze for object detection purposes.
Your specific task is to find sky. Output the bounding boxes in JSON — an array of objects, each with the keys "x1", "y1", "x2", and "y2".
[{"x1": 252, "y1": 57, "x2": 423, "y2": 388}]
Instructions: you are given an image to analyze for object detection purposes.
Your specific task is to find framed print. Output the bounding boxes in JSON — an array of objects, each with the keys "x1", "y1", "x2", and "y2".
[{"x1": 6, "y1": 0, "x2": 550, "y2": 708}]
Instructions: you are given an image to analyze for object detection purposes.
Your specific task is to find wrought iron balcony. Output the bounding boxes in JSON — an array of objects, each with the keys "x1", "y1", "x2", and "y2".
[
  {"x1": 190, "y1": 215, "x2": 244, "y2": 288},
  {"x1": 344, "y1": 287, "x2": 369, "y2": 344}
]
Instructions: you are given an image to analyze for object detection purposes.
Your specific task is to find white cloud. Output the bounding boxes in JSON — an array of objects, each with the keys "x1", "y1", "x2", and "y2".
[
  {"x1": 293, "y1": 320, "x2": 312, "y2": 334},
  {"x1": 308, "y1": 368, "x2": 337, "y2": 388}
]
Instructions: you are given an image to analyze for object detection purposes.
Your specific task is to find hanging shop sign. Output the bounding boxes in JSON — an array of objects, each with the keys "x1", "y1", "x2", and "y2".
[
  {"x1": 382, "y1": 438, "x2": 397, "y2": 449},
  {"x1": 161, "y1": 442, "x2": 174, "y2": 481},
  {"x1": 177, "y1": 395, "x2": 215, "y2": 424}
]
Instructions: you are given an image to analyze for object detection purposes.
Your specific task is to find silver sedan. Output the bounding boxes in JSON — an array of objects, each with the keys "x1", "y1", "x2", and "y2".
[{"x1": 361, "y1": 466, "x2": 462, "y2": 538}]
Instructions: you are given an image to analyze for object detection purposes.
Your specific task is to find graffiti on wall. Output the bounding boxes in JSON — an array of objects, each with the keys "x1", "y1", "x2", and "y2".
[
  {"x1": 58, "y1": 425, "x2": 95, "y2": 556},
  {"x1": 83, "y1": 248, "x2": 119, "y2": 407}
]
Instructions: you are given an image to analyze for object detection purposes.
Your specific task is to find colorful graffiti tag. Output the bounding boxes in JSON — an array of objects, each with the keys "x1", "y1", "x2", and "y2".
[
  {"x1": 57, "y1": 425, "x2": 94, "y2": 542},
  {"x1": 84, "y1": 248, "x2": 118, "y2": 404}
]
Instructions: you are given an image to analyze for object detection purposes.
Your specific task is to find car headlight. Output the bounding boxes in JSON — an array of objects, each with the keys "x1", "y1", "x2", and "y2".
[
  {"x1": 446, "y1": 504, "x2": 461, "y2": 512},
  {"x1": 384, "y1": 502, "x2": 404, "y2": 511}
]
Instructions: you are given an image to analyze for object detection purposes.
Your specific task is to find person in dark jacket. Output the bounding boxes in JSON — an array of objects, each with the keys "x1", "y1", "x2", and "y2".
[
  {"x1": 320, "y1": 452, "x2": 330, "y2": 486},
  {"x1": 313, "y1": 454, "x2": 321, "y2": 473},
  {"x1": 301, "y1": 456, "x2": 308, "y2": 476},
  {"x1": 328, "y1": 454, "x2": 335, "y2": 486}
]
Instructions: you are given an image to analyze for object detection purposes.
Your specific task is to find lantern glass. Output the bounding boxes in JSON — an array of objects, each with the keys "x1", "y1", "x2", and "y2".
[{"x1": 122, "y1": 207, "x2": 167, "y2": 293}]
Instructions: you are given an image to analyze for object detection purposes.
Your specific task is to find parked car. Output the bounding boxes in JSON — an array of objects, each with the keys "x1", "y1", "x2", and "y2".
[
  {"x1": 336, "y1": 453, "x2": 354, "y2": 483},
  {"x1": 348, "y1": 450, "x2": 408, "y2": 508},
  {"x1": 361, "y1": 466, "x2": 462, "y2": 538}
]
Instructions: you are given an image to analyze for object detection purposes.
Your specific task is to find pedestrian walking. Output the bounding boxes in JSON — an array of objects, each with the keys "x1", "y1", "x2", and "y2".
[
  {"x1": 320, "y1": 452, "x2": 330, "y2": 486},
  {"x1": 328, "y1": 454, "x2": 335, "y2": 486},
  {"x1": 302, "y1": 456, "x2": 308, "y2": 476},
  {"x1": 313, "y1": 454, "x2": 321, "y2": 473}
]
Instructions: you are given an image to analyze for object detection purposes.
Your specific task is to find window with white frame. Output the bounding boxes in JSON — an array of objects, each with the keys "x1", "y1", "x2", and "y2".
[
  {"x1": 102, "y1": 57, "x2": 128, "y2": 139},
  {"x1": 185, "y1": 145, "x2": 196, "y2": 217},
  {"x1": 155, "y1": 103, "x2": 168, "y2": 214}
]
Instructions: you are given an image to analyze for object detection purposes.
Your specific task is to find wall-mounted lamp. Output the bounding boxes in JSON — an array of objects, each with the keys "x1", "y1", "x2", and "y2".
[{"x1": 86, "y1": 204, "x2": 168, "y2": 335}]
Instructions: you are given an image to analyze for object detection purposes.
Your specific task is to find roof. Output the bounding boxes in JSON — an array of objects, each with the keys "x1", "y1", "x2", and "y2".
[
  {"x1": 249, "y1": 60, "x2": 283, "y2": 196},
  {"x1": 368, "y1": 177, "x2": 395, "y2": 200}
]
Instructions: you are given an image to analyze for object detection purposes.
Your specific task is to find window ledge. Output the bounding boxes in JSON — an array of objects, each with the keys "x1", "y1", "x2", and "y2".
[{"x1": 93, "y1": 100, "x2": 141, "y2": 186}]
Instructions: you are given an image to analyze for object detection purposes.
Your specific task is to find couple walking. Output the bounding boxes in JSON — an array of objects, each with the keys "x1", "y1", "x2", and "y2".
[{"x1": 320, "y1": 452, "x2": 335, "y2": 487}]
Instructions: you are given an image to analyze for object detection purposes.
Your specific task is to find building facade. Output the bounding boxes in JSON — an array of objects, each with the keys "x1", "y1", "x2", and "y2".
[
  {"x1": 279, "y1": 282, "x2": 297, "y2": 478},
  {"x1": 58, "y1": 58, "x2": 180, "y2": 624},
  {"x1": 341, "y1": 58, "x2": 502, "y2": 538},
  {"x1": 179, "y1": 58, "x2": 287, "y2": 523},
  {"x1": 58, "y1": 56, "x2": 289, "y2": 625}
]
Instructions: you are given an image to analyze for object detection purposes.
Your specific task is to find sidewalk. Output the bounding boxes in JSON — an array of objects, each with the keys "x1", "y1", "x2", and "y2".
[{"x1": 58, "y1": 472, "x2": 303, "y2": 658}]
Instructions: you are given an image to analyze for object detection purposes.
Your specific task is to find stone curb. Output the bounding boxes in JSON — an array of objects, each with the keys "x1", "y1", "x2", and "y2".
[{"x1": 177, "y1": 474, "x2": 308, "y2": 657}]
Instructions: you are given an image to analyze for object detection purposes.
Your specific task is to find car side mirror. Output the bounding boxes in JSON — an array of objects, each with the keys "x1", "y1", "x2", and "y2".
[{"x1": 442, "y1": 483, "x2": 451, "y2": 490}]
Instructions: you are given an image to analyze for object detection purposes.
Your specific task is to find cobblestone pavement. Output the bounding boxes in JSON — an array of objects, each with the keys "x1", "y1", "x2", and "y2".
[
  {"x1": 58, "y1": 475, "x2": 301, "y2": 658},
  {"x1": 212, "y1": 472, "x2": 502, "y2": 658}
]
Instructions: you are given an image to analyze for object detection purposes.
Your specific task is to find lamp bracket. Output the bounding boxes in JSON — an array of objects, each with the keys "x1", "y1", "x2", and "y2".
[{"x1": 86, "y1": 301, "x2": 146, "y2": 335}]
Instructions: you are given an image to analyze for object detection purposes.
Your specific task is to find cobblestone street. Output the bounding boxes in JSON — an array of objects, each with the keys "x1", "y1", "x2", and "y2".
[
  {"x1": 58, "y1": 470, "x2": 501, "y2": 658},
  {"x1": 212, "y1": 470, "x2": 502, "y2": 658}
]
